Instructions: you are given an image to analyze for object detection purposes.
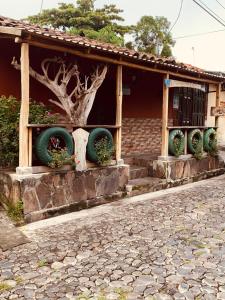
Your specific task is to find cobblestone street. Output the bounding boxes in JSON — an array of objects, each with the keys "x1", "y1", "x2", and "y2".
[{"x1": 2, "y1": 175, "x2": 225, "y2": 299}]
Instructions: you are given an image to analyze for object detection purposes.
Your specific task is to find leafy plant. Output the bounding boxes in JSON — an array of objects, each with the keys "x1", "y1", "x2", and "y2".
[
  {"x1": 0, "y1": 193, "x2": 24, "y2": 224},
  {"x1": 48, "y1": 148, "x2": 75, "y2": 169},
  {"x1": 95, "y1": 137, "x2": 114, "y2": 166},
  {"x1": 0, "y1": 96, "x2": 57, "y2": 168},
  {"x1": 208, "y1": 136, "x2": 218, "y2": 157},
  {"x1": 193, "y1": 137, "x2": 203, "y2": 160},
  {"x1": 173, "y1": 136, "x2": 183, "y2": 157},
  {"x1": 29, "y1": 100, "x2": 58, "y2": 124}
]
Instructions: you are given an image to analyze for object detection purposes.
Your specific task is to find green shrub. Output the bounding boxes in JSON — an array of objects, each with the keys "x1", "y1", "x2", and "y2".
[
  {"x1": 0, "y1": 96, "x2": 57, "y2": 168},
  {"x1": 208, "y1": 135, "x2": 218, "y2": 157},
  {"x1": 193, "y1": 137, "x2": 203, "y2": 160},
  {"x1": 47, "y1": 148, "x2": 75, "y2": 169},
  {"x1": 95, "y1": 137, "x2": 114, "y2": 166},
  {"x1": 173, "y1": 136, "x2": 184, "y2": 157}
]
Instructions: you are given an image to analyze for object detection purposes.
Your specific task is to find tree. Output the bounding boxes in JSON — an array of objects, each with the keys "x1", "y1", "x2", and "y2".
[
  {"x1": 27, "y1": 1, "x2": 130, "y2": 46},
  {"x1": 132, "y1": 16, "x2": 175, "y2": 57},
  {"x1": 12, "y1": 57, "x2": 108, "y2": 125}
]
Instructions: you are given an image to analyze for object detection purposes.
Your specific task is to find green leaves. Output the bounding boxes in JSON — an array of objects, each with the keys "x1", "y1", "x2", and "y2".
[
  {"x1": 26, "y1": 0, "x2": 130, "y2": 46},
  {"x1": 132, "y1": 16, "x2": 175, "y2": 57},
  {"x1": 95, "y1": 137, "x2": 114, "y2": 166},
  {"x1": 0, "y1": 96, "x2": 57, "y2": 168}
]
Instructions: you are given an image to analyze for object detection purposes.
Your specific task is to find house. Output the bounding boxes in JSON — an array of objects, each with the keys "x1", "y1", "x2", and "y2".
[{"x1": 0, "y1": 16, "x2": 225, "y2": 222}]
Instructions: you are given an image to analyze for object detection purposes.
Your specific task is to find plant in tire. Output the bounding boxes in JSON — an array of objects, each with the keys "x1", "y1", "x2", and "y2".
[
  {"x1": 169, "y1": 129, "x2": 184, "y2": 157},
  {"x1": 187, "y1": 129, "x2": 203, "y2": 160},
  {"x1": 193, "y1": 139, "x2": 203, "y2": 160},
  {"x1": 209, "y1": 135, "x2": 218, "y2": 157},
  {"x1": 35, "y1": 127, "x2": 74, "y2": 167},
  {"x1": 95, "y1": 137, "x2": 115, "y2": 166},
  {"x1": 47, "y1": 148, "x2": 75, "y2": 169},
  {"x1": 173, "y1": 136, "x2": 183, "y2": 157}
]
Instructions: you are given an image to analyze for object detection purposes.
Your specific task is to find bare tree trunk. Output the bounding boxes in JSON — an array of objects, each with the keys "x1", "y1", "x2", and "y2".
[{"x1": 12, "y1": 57, "x2": 107, "y2": 125}]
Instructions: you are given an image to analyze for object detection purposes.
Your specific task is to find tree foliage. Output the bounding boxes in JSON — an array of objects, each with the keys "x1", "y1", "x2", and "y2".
[
  {"x1": 131, "y1": 16, "x2": 175, "y2": 57},
  {"x1": 27, "y1": 1, "x2": 175, "y2": 56},
  {"x1": 27, "y1": 0, "x2": 130, "y2": 46}
]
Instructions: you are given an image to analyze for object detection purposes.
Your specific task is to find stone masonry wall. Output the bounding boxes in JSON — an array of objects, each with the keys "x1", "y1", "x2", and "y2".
[
  {"x1": 0, "y1": 165, "x2": 129, "y2": 222},
  {"x1": 122, "y1": 118, "x2": 173, "y2": 156}
]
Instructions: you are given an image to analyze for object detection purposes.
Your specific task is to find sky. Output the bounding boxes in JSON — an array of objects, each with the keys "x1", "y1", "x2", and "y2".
[{"x1": 1, "y1": 0, "x2": 225, "y2": 71}]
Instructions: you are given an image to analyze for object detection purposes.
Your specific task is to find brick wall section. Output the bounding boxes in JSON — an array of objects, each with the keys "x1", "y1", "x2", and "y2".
[{"x1": 122, "y1": 118, "x2": 173, "y2": 156}]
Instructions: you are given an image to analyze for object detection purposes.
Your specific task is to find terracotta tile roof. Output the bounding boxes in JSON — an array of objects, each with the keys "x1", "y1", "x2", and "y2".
[{"x1": 0, "y1": 15, "x2": 224, "y2": 81}]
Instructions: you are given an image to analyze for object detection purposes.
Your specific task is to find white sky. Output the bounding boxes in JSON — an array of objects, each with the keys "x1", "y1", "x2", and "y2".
[{"x1": 1, "y1": 0, "x2": 225, "y2": 71}]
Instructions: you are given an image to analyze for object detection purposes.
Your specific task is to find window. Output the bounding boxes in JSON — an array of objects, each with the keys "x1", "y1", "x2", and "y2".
[{"x1": 172, "y1": 87, "x2": 207, "y2": 126}]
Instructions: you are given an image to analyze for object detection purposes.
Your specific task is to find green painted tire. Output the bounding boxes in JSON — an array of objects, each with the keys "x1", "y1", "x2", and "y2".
[
  {"x1": 187, "y1": 129, "x2": 202, "y2": 154},
  {"x1": 169, "y1": 129, "x2": 185, "y2": 156},
  {"x1": 204, "y1": 128, "x2": 217, "y2": 152},
  {"x1": 35, "y1": 127, "x2": 74, "y2": 165},
  {"x1": 87, "y1": 128, "x2": 113, "y2": 163}
]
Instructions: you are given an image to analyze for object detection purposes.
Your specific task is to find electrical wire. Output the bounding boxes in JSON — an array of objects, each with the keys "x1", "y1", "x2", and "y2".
[
  {"x1": 169, "y1": 0, "x2": 184, "y2": 32},
  {"x1": 197, "y1": 0, "x2": 225, "y2": 23},
  {"x1": 215, "y1": 0, "x2": 225, "y2": 11},
  {"x1": 192, "y1": 0, "x2": 225, "y2": 27},
  {"x1": 174, "y1": 28, "x2": 225, "y2": 39}
]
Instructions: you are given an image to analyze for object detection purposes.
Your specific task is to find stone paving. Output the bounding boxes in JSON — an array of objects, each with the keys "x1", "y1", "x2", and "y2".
[{"x1": 2, "y1": 175, "x2": 225, "y2": 299}]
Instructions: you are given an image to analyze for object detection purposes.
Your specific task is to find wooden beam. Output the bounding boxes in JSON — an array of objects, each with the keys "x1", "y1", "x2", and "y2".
[
  {"x1": 25, "y1": 39, "x2": 222, "y2": 84},
  {"x1": 115, "y1": 65, "x2": 123, "y2": 162},
  {"x1": 19, "y1": 43, "x2": 30, "y2": 167},
  {"x1": 215, "y1": 83, "x2": 221, "y2": 127},
  {"x1": 0, "y1": 26, "x2": 22, "y2": 37},
  {"x1": 161, "y1": 73, "x2": 169, "y2": 157}
]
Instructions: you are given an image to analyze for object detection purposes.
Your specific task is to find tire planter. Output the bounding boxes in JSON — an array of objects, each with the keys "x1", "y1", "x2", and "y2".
[
  {"x1": 169, "y1": 129, "x2": 185, "y2": 156},
  {"x1": 187, "y1": 129, "x2": 203, "y2": 154},
  {"x1": 204, "y1": 128, "x2": 217, "y2": 152},
  {"x1": 35, "y1": 127, "x2": 74, "y2": 165},
  {"x1": 86, "y1": 128, "x2": 114, "y2": 163}
]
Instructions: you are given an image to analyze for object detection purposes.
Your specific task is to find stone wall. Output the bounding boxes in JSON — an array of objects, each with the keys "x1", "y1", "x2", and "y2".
[
  {"x1": 0, "y1": 165, "x2": 129, "y2": 222},
  {"x1": 153, "y1": 155, "x2": 225, "y2": 180},
  {"x1": 122, "y1": 118, "x2": 173, "y2": 156}
]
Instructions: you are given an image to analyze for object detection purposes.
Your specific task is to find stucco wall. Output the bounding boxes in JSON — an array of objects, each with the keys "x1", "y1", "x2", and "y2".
[{"x1": 206, "y1": 84, "x2": 225, "y2": 146}]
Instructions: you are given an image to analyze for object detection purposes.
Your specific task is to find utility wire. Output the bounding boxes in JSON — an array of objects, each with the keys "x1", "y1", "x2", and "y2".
[
  {"x1": 197, "y1": 0, "x2": 225, "y2": 23},
  {"x1": 192, "y1": 0, "x2": 225, "y2": 27},
  {"x1": 215, "y1": 0, "x2": 225, "y2": 11},
  {"x1": 169, "y1": 0, "x2": 184, "y2": 32},
  {"x1": 174, "y1": 28, "x2": 225, "y2": 39}
]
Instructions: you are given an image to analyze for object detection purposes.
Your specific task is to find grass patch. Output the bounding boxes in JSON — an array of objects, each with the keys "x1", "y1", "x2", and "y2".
[
  {"x1": 0, "y1": 194, "x2": 24, "y2": 225},
  {"x1": 37, "y1": 259, "x2": 48, "y2": 268},
  {"x1": 0, "y1": 282, "x2": 12, "y2": 291},
  {"x1": 15, "y1": 276, "x2": 23, "y2": 284}
]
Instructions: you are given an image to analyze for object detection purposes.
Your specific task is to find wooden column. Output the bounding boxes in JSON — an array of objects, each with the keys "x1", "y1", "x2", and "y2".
[
  {"x1": 115, "y1": 65, "x2": 123, "y2": 162},
  {"x1": 161, "y1": 73, "x2": 169, "y2": 157},
  {"x1": 19, "y1": 43, "x2": 30, "y2": 167},
  {"x1": 215, "y1": 83, "x2": 221, "y2": 127}
]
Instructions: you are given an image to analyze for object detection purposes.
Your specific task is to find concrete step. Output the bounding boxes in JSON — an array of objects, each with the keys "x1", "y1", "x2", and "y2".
[
  {"x1": 126, "y1": 176, "x2": 167, "y2": 197},
  {"x1": 129, "y1": 165, "x2": 149, "y2": 180}
]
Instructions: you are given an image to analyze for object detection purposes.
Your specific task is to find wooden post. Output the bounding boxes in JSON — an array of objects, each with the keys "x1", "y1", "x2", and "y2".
[
  {"x1": 115, "y1": 65, "x2": 123, "y2": 162},
  {"x1": 215, "y1": 83, "x2": 221, "y2": 127},
  {"x1": 19, "y1": 43, "x2": 30, "y2": 167},
  {"x1": 161, "y1": 73, "x2": 169, "y2": 157}
]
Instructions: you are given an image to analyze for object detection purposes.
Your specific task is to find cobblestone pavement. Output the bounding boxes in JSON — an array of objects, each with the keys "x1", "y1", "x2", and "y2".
[{"x1": 2, "y1": 175, "x2": 225, "y2": 300}]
